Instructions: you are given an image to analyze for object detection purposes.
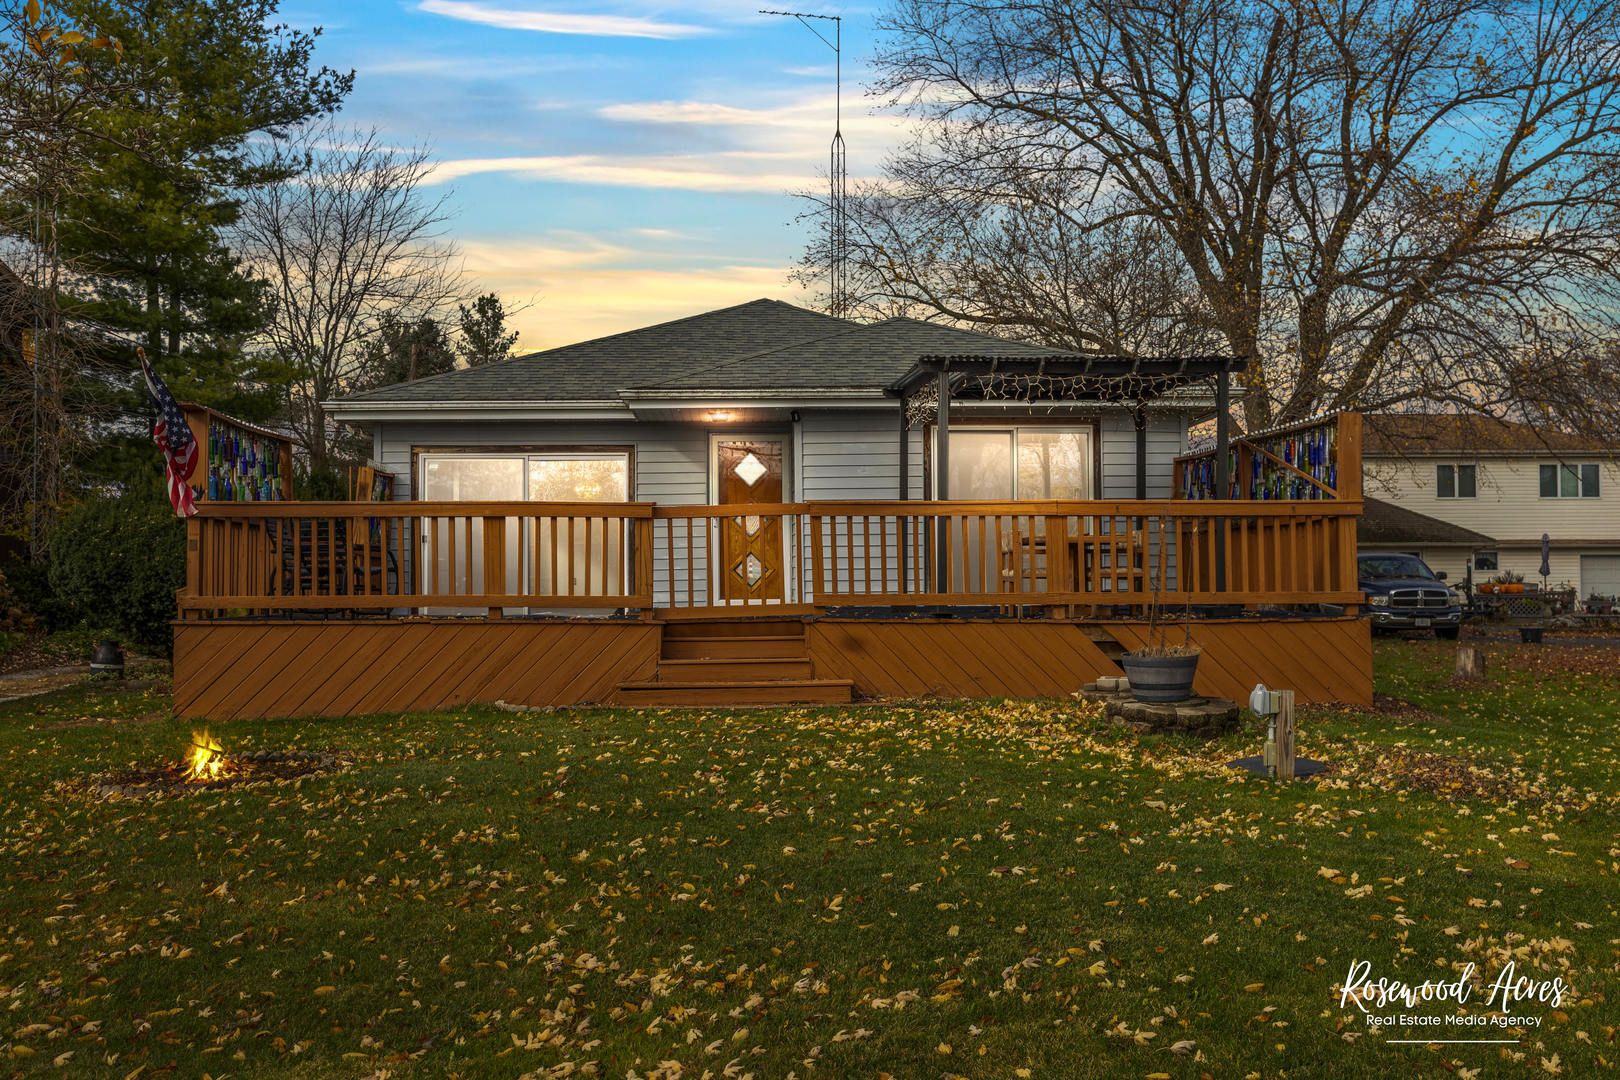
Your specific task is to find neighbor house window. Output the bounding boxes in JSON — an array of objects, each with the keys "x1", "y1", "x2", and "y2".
[
  {"x1": 1436, "y1": 463, "x2": 1476, "y2": 498},
  {"x1": 1538, "y1": 463, "x2": 1600, "y2": 499},
  {"x1": 1473, "y1": 550, "x2": 1499, "y2": 572}
]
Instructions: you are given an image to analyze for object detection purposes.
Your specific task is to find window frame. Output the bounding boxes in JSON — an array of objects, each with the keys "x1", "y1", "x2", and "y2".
[
  {"x1": 1472, "y1": 550, "x2": 1499, "y2": 573},
  {"x1": 1539, "y1": 462, "x2": 1601, "y2": 499},
  {"x1": 1435, "y1": 463, "x2": 1476, "y2": 499}
]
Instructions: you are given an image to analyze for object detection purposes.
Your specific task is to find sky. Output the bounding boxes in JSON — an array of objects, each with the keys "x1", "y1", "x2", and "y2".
[{"x1": 283, "y1": 0, "x2": 907, "y2": 350}]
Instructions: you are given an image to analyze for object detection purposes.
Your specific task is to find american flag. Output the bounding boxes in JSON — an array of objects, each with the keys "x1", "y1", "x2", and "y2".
[{"x1": 138, "y1": 349, "x2": 199, "y2": 517}]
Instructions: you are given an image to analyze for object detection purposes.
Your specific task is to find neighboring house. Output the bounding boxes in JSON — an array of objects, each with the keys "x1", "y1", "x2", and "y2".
[
  {"x1": 1363, "y1": 415, "x2": 1620, "y2": 598},
  {"x1": 1356, "y1": 496, "x2": 1496, "y2": 575},
  {"x1": 170, "y1": 299, "x2": 1373, "y2": 719}
]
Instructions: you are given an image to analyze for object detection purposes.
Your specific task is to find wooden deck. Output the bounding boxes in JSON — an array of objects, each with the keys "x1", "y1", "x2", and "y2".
[
  {"x1": 174, "y1": 474, "x2": 1371, "y2": 716},
  {"x1": 173, "y1": 613, "x2": 1370, "y2": 719}
]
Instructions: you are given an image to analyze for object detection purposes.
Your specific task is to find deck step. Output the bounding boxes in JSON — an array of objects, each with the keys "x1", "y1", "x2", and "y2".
[
  {"x1": 662, "y1": 619, "x2": 806, "y2": 638},
  {"x1": 655, "y1": 657, "x2": 813, "y2": 682},
  {"x1": 614, "y1": 678, "x2": 853, "y2": 707},
  {"x1": 661, "y1": 634, "x2": 807, "y2": 660}
]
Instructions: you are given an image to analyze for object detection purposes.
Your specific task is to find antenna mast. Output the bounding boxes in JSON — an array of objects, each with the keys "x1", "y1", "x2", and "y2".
[{"x1": 760, "y1": 9, "x2": 846, "y2": 319}]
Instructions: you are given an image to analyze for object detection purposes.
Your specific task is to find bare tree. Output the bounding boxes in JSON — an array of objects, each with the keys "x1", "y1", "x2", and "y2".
[
  {"x1": 237, "y1": 125, "x2": 463, "y2": 472},
  {"x1": 829, "y1": 0, "x2": 1620, "y2": 435}
]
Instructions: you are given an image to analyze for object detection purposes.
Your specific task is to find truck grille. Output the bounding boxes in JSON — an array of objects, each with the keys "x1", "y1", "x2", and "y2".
[{"x1": 1389, "y1": 587, "x2": 1451, "y2": 609}]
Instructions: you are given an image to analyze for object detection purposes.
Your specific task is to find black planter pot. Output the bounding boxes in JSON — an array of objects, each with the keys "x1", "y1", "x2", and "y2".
[
  {"x1": 1119, "y1": 650, "x2": 1201, "y2": 703},
  {"x1": 1520, "y1": 626, "x2": 1545, "y2": 644},
  {"x1": 90, "y1": 639, "x2": 124, "y2": 677}
]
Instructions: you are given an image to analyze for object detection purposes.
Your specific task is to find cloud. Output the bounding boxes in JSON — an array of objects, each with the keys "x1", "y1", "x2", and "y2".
[
  {"x1": 459, "y1": 236, "x2": 809, "y2": 349},
  {"x1": 358, "y1": 52, "x2": 627, "y2": 78},
  {"x1": 418, "y1": 0, "x2": 710, "y2": 39},
  {"x1": 596, "y1": 94, "x2": 907, "y2": 152},
  {"x1": 426, "y1": 151, "x2": 815, "y2": 193},
  {"x1": 423, "y1": 89, "x2": 910, "y2": 193}
]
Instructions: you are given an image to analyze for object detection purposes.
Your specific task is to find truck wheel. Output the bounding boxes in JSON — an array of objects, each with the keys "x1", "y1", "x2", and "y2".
[{"x1": 1435, "y1": 627, "x2": 1460, "y2": 641}]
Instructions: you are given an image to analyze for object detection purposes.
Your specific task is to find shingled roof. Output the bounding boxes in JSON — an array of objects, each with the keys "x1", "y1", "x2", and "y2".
[
  {"x1": 337, "y1": 299, "x2": 855, "y2": 405},
  {"x1": 334, "y1": 299, "x2": 1078, "y2": 407},
  {"x1": 633, "y1": 316, "x2": 1072, "y2": 392},
  {"x1": 1364, "y1": 413, "x2": 1610, "y2": 455},
  {"x1": 1357, "y1": 496, "x2": 1495, "y2": 547}
]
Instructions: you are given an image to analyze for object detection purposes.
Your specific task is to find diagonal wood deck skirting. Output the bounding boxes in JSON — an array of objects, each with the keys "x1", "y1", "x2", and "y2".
[
  {"x1": 172, "y1": 620, "x2": 660, "y2": 720},
  {"x1": 172, "y1": 615, "x2": 1371, "y2": 720}
]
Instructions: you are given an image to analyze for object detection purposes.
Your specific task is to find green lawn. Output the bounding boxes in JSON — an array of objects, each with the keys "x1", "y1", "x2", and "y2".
[{"x1": 1, "y1": 637, "x2": 1616, "y2": 1079}]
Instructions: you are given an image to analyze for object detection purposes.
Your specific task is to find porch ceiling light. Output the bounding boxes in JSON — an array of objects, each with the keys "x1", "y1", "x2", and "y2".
[{"x1": 707, "y1": 410, "x2": 736, "y2": 423}]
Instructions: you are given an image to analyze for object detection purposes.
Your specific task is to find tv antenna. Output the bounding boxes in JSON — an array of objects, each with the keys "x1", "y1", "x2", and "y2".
[{"x1": 760, "y1": 9, "x2": 847, "y2": 319}]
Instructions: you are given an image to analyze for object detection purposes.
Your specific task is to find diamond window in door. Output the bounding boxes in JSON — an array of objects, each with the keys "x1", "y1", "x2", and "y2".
[
  {"x1": 732, "y1": 452, "x2": 768, "y2": 487},
  {"x1": 733, "y1": 514, "x2": 763, "y2": 536},
  {"x1": 734, "y1": 553, "x2": 765, "y2": 586}
]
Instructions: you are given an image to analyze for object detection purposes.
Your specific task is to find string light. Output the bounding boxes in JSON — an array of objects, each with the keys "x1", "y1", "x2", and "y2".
[{"x1": 903, "y1": 371, "x2": 1213, "y2": 429}]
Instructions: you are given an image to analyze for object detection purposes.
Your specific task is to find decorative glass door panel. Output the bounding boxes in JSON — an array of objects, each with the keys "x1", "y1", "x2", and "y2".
[{"x1": 717, "y1": 439, "x2": 784, "y2": 602}]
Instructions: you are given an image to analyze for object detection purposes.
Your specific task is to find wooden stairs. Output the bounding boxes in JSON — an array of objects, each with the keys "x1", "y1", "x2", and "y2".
[{"x1": 615, "y1": 619, "x2": 853, "y2": 706}]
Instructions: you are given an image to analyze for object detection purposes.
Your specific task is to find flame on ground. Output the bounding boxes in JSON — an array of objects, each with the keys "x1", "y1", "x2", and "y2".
[{"x1": 185, "y1": 729, "x2": 227, "y2": 781}]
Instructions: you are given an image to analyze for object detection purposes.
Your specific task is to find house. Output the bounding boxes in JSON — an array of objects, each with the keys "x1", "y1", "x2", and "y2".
[
  {"x1": 171, "y1": 300, "x2": 1371, "y2": 717},
  {"x1": 1363, "y1": 415, "x2": 1620, "y2": 598},
  {"x1": 1356, "y1": 496, "x2": 1495, "y2": 572}
]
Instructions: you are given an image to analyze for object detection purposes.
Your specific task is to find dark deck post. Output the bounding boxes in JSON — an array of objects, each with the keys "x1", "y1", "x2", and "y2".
[
  {"x1": 1134, "y1": 407, "x2": 1148, "y2": 500},
  {"x1": 1214, "y1": 369, "x2": 1229, "y2": 593},
  {"x1": 936, "y1": 369, "x2": 950, "y2": 595},
  {"x1": 898, "y1": 391, "x2": 910, "y2": 591}
]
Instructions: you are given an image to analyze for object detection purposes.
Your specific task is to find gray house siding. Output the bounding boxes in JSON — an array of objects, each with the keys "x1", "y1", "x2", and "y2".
[{"x1": 371, "y1": 407, "x2": 1189, "y2": 605}]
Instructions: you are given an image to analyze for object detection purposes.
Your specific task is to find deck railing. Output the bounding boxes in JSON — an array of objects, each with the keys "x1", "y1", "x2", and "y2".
[{"x1": 179, "y1": 498, "x2": 1363, "y2": 619}]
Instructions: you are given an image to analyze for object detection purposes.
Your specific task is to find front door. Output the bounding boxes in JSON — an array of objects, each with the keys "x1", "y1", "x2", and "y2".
[{"x1": 716, "y1": 438, "x2": 785, "y2": 602}]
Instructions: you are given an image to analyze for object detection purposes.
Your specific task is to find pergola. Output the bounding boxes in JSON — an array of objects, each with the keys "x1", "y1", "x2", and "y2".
[{"x1": 885, "y1": 354, "x2": 1251, "y2": 501}]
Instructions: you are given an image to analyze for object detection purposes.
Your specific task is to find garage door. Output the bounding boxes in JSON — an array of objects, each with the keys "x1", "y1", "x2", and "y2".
[{"x1": 1581, "y1": 555, "x2": 1620, "y2": 600}]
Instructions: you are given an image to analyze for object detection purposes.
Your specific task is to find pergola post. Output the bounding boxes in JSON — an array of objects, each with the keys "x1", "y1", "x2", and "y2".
[
  {"x1": 936, "y1": 369, "x2": 950, "y2": 595},
  {"x1": 1134, "y1": 406, "x2": 1148, "y2": 500},
  {"x1": 898, "y1": 390, "x2": 910, "y2": 592},
  {"x1": 1214, "y1": 369, "x2": 1229, "y2": 593}
]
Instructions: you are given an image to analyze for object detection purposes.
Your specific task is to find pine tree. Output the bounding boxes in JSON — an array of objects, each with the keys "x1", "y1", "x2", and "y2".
[
  {"x1": 457, "y1": 293, "x2": 520, "y2": 367},
  {"x1": 53, "y1": 0, "x2": 351, "y2": 486}
]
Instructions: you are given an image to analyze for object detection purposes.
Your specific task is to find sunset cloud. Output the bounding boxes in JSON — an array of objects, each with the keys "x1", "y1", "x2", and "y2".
[{"x1": 458, "y1": 235, "x2": 811, "y2": 349}]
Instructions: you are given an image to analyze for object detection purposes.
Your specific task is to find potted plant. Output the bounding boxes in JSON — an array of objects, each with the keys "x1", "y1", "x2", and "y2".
[{"x1": 1119, "y1": 585, "x2": 1202, "y2": 703}]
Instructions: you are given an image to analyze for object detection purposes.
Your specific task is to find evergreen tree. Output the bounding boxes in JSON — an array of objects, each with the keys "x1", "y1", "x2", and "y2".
[
  {"x1": 356, "y1": 315, "x2": 457, "y2": 391},
  {"x1": 53, "y1": 0, "x2": 351, "y2": 486},
  {"x1": 457, "y1": 293, "x2": 519, "y2": 367}
]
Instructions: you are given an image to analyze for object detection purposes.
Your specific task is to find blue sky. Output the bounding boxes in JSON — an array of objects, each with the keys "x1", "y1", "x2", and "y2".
[{"x1": 285, "y1": 0, "x2": 902, "y2": 348}]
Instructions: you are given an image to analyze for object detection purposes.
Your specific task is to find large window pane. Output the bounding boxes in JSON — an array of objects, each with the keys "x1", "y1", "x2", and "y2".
[
  {"x1": 1581, "y1": 464, "x2": 1600, "y2": 498},
  {"x1": 1019, "y1": 431, "x2": 1091, "y2": 499},
  {"x1": 1458, "y1": 464, "x2": 1476, "y2": 498},
  {"x1": 1436, "y1": 465, "x2": 1455, "y2": 498},
  {"x1": 419, "y1": 456, "x2": 525, "y2": 607},
  {"x1": 529, "y1": 455, "x2": 631, "y2": 596},
  {"x1": 528, "y1": 456, "x2": 629, "y2": 502},
  {"x1": 1562, "y1": 464, "x2": 1580, "y2": 498},
  {"x1": 1541, "y1": 464, "x2": 1558, "y2": 497},
  {"x1": 947, "y1": 431, "x2": 1014, "y2": 499}
]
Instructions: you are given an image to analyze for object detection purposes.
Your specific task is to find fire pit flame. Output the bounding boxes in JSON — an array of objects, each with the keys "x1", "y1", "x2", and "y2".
[{"x1": 185, "y1": 729, "x2": 227, "y2": 781}]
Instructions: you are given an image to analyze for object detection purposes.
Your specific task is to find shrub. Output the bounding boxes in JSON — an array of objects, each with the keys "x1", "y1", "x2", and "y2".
[{"x1": 48, "y1": 493, "x2": 186, "y2": 653}]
